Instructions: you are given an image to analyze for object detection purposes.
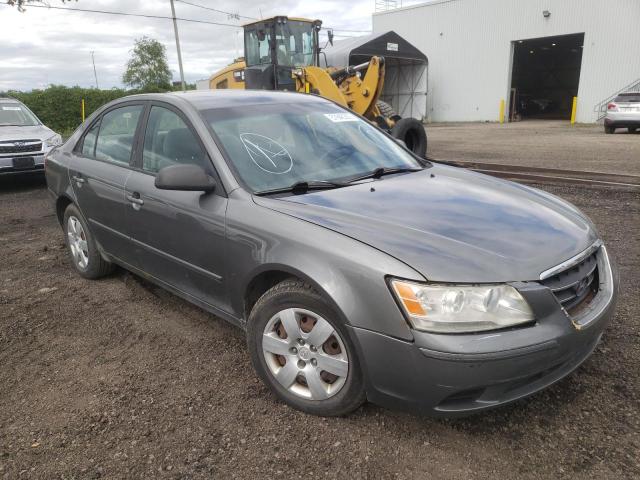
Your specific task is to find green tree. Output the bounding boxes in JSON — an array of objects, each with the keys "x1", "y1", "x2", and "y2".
[
  {"x1": 7, "y1": 0, "x2": 75, "y2": 12},
  {"x1": 122, "y1": 37, "x2": 173, "y2": 92}
]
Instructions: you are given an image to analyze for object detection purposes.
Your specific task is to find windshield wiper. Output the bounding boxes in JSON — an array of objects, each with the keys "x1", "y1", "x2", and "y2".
[
  {"x1": 346, "y1": 166, "x2": 423, "y2": 183},
  {"x1": 255, "y1": 180, "x2": 349, "y2": 196}
]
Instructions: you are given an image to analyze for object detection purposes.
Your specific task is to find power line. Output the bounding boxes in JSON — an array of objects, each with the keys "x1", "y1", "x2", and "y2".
[
  {"x1": 175, "y1": 0, "x2": 256, "y2": 21},
  {"x1": 1, "y1": 2, "x2": 241, "y2": 27}
]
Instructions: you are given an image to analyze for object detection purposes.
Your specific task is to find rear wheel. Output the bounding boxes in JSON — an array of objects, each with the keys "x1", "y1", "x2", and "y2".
[
  {"x1": 629, "y1": 127, "x2": 637, "y2": 133},
  {"x1": 605, "y1": 126, "x2": 615, "y2": 134},
  {"x1": 63, "y1": 204, "x2": 114, "y2": 279},
  {"x1": 391, "y1": 117, "x2": 428, "y2": 158},
  {"x1": 247, "y1": 280, "x2": 365, "y2": 416}
]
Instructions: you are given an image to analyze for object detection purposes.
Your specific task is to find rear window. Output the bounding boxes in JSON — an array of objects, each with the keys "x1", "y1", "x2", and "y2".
[{"x1": 614, "y1": 94, "x2": 640, "y2": 103}]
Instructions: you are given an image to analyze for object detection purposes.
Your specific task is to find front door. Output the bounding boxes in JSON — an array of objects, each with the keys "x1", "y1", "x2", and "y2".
[
  {"x1": 124, "y1": 104, "x2": 230, "y2": 312},
  {"x1": 68, "y1": 103, "x2": 144, "y2": 263}
]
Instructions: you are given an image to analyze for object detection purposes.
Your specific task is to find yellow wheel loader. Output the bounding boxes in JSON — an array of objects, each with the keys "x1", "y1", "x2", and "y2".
[{"x1": 209, "y1": 16, "x2": 427, "y2": 157}]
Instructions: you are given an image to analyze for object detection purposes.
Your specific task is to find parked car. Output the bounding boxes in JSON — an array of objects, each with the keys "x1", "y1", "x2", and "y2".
[
  {"x1": 604, "y1": 92, "x2": 640, "y2": 133},
  {"x1": 0, "y1": 97, "x2": 62, "y2": 175},
  {"x1": 45, "y1": 91, "x2": 618, "y2": 417}
]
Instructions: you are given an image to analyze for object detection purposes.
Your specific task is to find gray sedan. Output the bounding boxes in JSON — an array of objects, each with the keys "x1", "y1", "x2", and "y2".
[{"x1": 45, "y1": 91, "x2": 617, "y2": 416}]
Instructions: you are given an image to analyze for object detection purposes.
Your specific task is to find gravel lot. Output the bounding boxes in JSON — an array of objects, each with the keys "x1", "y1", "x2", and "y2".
[
  {"x1": 427, "y1": 120, "x2": 640, "y2": 176},
  {"x1": 1, "y1": 172, "x2": 638, "y2": 479}
]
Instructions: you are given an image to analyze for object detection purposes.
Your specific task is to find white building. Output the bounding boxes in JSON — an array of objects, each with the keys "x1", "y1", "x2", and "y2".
[{"x1": 373, "y1": 0, "x2": 640, "y2": 123}]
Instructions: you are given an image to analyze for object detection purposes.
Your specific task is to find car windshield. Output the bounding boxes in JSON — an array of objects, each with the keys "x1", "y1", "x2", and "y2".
[
  {"x1": 0, "y1": 102, "x2": 40, "y2": 126},
  {"x1": 275, "y1": 21, "x2": 315, "y2": 67},
  {"x1": 614, "y1": 94, "x2": 640, "y2": 103},
  {"x1": 201, "y1": 102, "x2": 422, "y2": 193}
]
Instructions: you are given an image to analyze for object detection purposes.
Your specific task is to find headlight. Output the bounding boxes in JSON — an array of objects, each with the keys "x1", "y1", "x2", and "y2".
[
  {"x1": 44, "y1": 134, "x2": 62, "y2": 148},
  {"x1": 390, "y1": 279, "x2": 535, "y2": 333}
]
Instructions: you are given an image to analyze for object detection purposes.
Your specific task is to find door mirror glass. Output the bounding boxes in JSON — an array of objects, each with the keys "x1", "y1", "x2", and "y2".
[{"x1": 155, "y1": 164, "x2": 216, "y2": 192}]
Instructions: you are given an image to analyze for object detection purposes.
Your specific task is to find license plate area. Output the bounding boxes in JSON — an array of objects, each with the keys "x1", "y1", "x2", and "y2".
[{"x1": 12, "y1": 157, "x2": 35, "y2": 170}]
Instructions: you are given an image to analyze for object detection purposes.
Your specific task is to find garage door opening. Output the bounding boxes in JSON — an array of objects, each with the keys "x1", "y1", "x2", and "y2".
[{"x1": 510, "y1": 33, "x2": 584, "y2": 120}]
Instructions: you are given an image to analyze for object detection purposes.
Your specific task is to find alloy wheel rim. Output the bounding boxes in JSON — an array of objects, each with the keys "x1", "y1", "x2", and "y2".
[
  {"x1": 262, "y1": 308, "x2": 349, "y2": 400},
  {"x1": 67, "y1": 216, "x2": 89, "y2": 269}
]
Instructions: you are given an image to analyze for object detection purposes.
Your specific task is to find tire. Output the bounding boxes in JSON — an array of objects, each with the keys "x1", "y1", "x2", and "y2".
[
  {"x1": 391, "y1": 117, "x2": 428, "y2": 158},
  {"x1": 63, "y1": 204, "x2": 114, "y2": 279},
  {"x1": 247, "y1": 279, "x2": 365, "y2": 416},
  {"x1": 605, "y1": 126, "x2": 615, "y2": 134},
  {"x1": 629, "y1": 127, "x2": 637, "y2": 133},
  {"x1": 376, "y1": 100, "x2": 396, "y2": 118}
]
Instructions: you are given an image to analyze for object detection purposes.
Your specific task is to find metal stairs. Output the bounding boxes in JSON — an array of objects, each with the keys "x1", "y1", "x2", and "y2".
[{"x1": 594, "y1": 77, "x2": 640, "y2": 120}]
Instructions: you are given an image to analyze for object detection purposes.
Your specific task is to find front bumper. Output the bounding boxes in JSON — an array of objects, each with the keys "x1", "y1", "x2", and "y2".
[
  {"x1": 0, "y1": 153, "x2": 46, "y2": 175},
  {"x1": 352, "y1": 248, "x2": 618, "y2": 416}
]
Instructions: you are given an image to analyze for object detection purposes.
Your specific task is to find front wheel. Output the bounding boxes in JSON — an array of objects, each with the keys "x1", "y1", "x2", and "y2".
[
  {"x1": 605, "y1": 126, "x2": 615, "y2": 134},
  {"x1": 247, "y1": 280, "x2": 365, "y2": 416},
  {"x1": 391, "y1": 117, "x2": 428, "y2": 158},
  {"x1": 629, "y1": 127, "x2": 637, "y2": 133}
]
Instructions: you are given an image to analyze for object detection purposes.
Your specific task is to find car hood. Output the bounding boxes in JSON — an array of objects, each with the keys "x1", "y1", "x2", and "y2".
[
  {"x1": 0, "y1": 124, "x2": 54, "y2": 141},
  {"x1": 254, "y1": 165, "x2": 598, "y2": 282}
]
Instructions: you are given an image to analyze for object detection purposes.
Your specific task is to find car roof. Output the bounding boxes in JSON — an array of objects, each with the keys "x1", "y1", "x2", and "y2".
[
  {"x1": 114, "y1": 89, "x2": 331, "y2": 110},
  {"x1": 0, "y1": 97, "x2": 23, "y2": 104}
]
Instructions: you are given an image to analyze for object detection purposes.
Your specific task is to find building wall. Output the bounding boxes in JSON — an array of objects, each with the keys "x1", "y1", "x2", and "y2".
[{"x1": 373, "y1": 0, "x2": 640, "y2": 123}]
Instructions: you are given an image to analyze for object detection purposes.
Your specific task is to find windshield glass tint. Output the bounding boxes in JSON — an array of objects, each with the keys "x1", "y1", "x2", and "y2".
[
  {"x1": 275, "y1": 21, "x2": 315, "y2": 67},
  {"x1": 614, "y1": 94, "x2": 640, "y2": 103},
  {"x1": 0, "y1": 103, "x2": 39, "y2": 126},
  {"x1": 202, "y1": 102, "x2": 421, "y2": 193}
]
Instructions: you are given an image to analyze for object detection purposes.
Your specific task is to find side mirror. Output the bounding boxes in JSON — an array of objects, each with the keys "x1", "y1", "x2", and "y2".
[
  {"x1": 155, "y1": 164, "x2": 216, "y2": 192},
  {"x1": 327, "y1": 29, "x2": 334, "y2": 46}
]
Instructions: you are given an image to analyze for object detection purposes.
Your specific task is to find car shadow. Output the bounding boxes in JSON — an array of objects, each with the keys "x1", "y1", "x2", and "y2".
[{"x1": 0, "y1": 173, "x2": 47, "y2": 193}]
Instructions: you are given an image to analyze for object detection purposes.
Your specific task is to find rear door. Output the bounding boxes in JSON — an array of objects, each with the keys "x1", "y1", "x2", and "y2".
[
  {"x1": 123, "y1": 103, "x2": 230, "y2": 311},
  {"x1": 68, "y1": 102, "x2": 145, "y2": 263}
]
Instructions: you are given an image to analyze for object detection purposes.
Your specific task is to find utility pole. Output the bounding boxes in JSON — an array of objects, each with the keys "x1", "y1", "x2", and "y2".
[
  {"x1": 90, "y1": 51, "x2": 99, "y2": 89},
  {"x1": 169, "y1": 0, "x2": 186, "y2": 92}
]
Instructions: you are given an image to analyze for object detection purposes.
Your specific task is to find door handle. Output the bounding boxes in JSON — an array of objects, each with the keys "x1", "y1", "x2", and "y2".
[
  {"x1": 72, "y1": 175, "x2": 85, "y2": 185},
  {"x1": 126, "y1": 193, "x2": 144, "y2": 207}
]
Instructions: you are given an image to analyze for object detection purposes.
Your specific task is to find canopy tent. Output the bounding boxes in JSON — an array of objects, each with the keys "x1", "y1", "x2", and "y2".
[{"x1": 323, "y1": 31, "x2": 429, "y2": 121}]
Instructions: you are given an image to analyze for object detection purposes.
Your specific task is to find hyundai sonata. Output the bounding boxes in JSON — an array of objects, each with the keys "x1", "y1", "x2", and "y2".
[{"x1": 45, "y1": 91, "x2": 617, "y2": 416}]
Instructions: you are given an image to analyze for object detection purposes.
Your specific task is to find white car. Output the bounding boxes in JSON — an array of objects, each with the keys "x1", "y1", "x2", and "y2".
[
  {"x1": 0, "y1": 97, "x2": 62, "y2": 175},
  {"x1": 604, "y1": 92, "x2": 640, "y2": 134}
]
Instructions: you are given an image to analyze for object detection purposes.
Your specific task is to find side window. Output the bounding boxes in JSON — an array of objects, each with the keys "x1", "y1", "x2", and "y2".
[
  {"x1": 142, "y1": 106, "x2": 208, "y2": 174},
  {"x1": 95, "y1": 105, "x2": 143, "y2": 165},
  {"x1": 81, "y1": 120, "x2": 100, "y2": 157}
]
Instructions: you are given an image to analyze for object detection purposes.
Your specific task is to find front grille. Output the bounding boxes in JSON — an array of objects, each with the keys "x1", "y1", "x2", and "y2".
[
  {"x1": 541, "y1": 249, "x2": 599, "y2": 315},
  {"x1": 0, "y1": 140, "x2": 42, "y2": 154}
]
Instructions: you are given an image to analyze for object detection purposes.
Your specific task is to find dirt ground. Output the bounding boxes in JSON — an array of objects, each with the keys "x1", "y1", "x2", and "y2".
[
  {"x1": 427, "y1": 120, "x2": 640, "y2": 176},
  {"x1": 1, "y1": 171, "x2": 639, "y2": 479}
]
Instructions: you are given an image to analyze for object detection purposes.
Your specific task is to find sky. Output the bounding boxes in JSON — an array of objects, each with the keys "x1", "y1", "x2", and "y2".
[{"x1": 0, "y1": 0, "x2": 425, "y2": 91}]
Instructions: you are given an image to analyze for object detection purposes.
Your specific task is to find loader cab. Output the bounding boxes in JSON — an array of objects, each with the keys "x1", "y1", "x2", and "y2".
[{"x1": 243, "y1": 16, "x2": 321, "y2": 91}]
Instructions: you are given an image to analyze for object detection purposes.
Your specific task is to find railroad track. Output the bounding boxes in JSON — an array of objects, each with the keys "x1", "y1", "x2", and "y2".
[{"x1": 433, "y1": 159, "x2": 640, "y2": 189}]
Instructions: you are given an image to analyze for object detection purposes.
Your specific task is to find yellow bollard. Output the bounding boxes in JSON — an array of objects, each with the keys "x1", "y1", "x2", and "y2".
[
  {"x1": 570, "y1": 96, "x2": 578, "y2": 124},
  {"x1": 499, "y1": 99, "x2": 505, "y2": 124},
  {"x1": 81, "y1": 98, "x2": 85, "y2": 122}
]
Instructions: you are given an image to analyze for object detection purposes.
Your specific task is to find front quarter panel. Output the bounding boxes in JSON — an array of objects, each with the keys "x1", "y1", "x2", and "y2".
[{"x1": 225, "y1": 190, "x2": 423, "y2": 341}]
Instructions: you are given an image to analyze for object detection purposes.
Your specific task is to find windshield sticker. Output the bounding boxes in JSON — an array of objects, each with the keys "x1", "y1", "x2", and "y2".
[
  {"x1": 2, "y1": 106, "x2": 22, "y2": 111},
  {"x1": 324, "y1": 113, "x2": 358, "y2": 123},
  {"x1": 240, "y1": 133, "x2": 293, "y2": 175}
]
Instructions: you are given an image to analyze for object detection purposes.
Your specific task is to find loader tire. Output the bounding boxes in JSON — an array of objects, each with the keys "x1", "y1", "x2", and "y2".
[
  {"x1": 391, "y1": 117, "x2": 427, "y2": 158},
  {"x1": 376, "y1": 100, "x2": 396, "y2": 118}
]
